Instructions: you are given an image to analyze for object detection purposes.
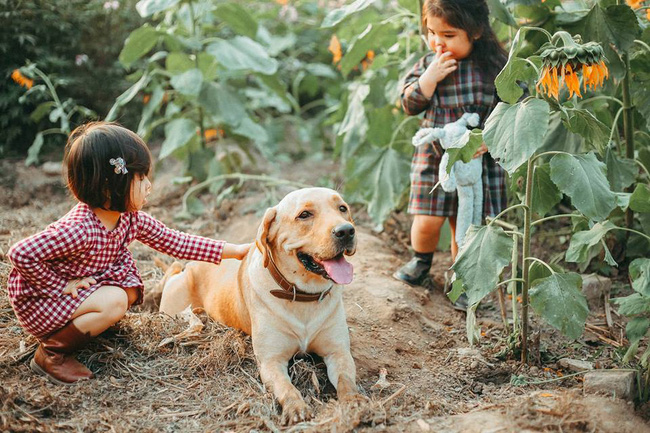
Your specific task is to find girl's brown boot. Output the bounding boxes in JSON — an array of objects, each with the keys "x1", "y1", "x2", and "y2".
[{"x1": 30, "y1": 322, "x2": 94, "y2": 385}]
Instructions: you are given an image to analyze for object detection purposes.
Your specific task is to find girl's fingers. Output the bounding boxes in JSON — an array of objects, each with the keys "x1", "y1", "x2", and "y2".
[
  {"x1": 87, "y1": 277, "x2": 97, "y2": 285},
  {"x1": 71, "y1": 287, "x2": 78, "y2": 298}
]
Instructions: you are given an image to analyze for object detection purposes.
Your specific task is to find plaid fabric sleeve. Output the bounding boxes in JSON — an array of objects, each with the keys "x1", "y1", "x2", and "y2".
[
  {"x1": 400, "y1": 53, "x2": 433, "y2": 115},
  {"x1": 7, "y1": 224, "x2": 88, "y2": 297},
  {"x1": 135, "y1": 212, "x2": 225, "y2": 264}
]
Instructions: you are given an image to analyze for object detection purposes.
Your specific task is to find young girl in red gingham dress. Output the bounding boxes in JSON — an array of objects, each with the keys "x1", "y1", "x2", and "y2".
[
  {"x1": 7, "y1": 122, "x2": 251, "y2": 385},
  {"x1": 393, "y1": 0, "x2": 508, "y2": 310}
]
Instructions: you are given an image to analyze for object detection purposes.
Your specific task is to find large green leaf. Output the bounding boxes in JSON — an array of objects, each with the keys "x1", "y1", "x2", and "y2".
[
  {"x1": 160, "y1": 119, "x2": 198, "y2": 159},
  {"x1": 25, "y1": 132, "x2": 44, "y2": 167},
  {"x1": 233, "y1": 117, "x2": 269, "y2": 154},
  {"x1": 495, "y1": 57, "x2": 537, "y2": 104},
  {"x1": 630, "y1": 258, "x2": 650, "y2": 296},
  {"x1": 30, "y1": 102, "x2": 56, "y2": 123},
  {"x1": 105, "y1": 72, "x2": 152, "y2": 122},
  {"x1": 444, "y1": 130, "x2": 483, "y2": 172},
  {"x1": 197, "y1": 53, "x2": 219, "y2": 81},
  {"x1": 397, "y1": 0, "x2": 419, "y2": 14},
  {"x1": 532, "y1": 163, "x2": 562, "y2": 216},
  {"x1": 612, "y1": 293, "x2": 650, "y2": 316},
  {"x1": 198, "y1": 82, "x2": 246, "y2": 127},
  {"x1": 338, "y1": 83, "x2": 369, "y2": 137},
  {"x1": 483, "y1": 99, "x2": 550, "y2": 174},
  {"x1": 136, "y1": 0, "x2": 181, "y2": 17},
  {"x1": 529, "y1": 261, "x2": 565, "y2": 286},
  {"x1": 206, "y1": 37, "x2": 278, "y2": 75},
  {"x1": 630, "y1": 184, "x2": 650, "y2": 213},
  {"x1": 529, "y1": 273, "x2": 588, "y2": 340},
  {"x1": 630, "y1": 52, "x2": 650, "y2": 131},
  {"x1": 580, "y1": 4, "x2": 641, "y2": 52},
  {"x1": 540, "y1": 111, "x2": 585, "y2": 154},
  {"x1": 549, "y1": 153, "x2": 616, "y2": 221},
  {"x1": 170, "y1": 69, "x2": 203, "y2": 96},
  {"x1": 451, "y1": 225, "x2": 514, "y2": 306},
  {"x1": 119, "y1": 25, "x2": 159, "y2": 67},
  {"x1": 565, "y1": 220, "x2": 616, "y2": 263},
  {"x1": 563, "y1": 108, "x2": 610, "y2": 154},
  {"x1": 321, "y1": 0, "x2": 376, "y2": 28},
  {"x1": 626, "y1": 317, "x2": 650, "y2": 343},
  {"x1": 137, "y1": 85, "x2": 165, "y2": 137},
  {"x1": 605, "y1": 148, "x2": 638, "y2": 192},
  {"x1": 165, "y1": 52, "x2": 194, "y2": 74},
  {"x1": 214, "y1": 3, "x2": 257, "y2": 39},
  {"x1": 340, "y1": 23, "x2": 389, "y2": 77},
  {"x1": 344, "y1": 147, "x2": 409, "y2": 225},
  {"x1": 486, "y1": 0, "x2": 517, "y2": 27},
  {"x1": 615, "y1": 192, "x2": 631, "y2": 211}
]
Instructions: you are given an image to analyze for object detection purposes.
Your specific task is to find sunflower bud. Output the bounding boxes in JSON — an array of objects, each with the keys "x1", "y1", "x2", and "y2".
[{"x1": 536, "y1": 32, "x2": 609, "y2": 99}]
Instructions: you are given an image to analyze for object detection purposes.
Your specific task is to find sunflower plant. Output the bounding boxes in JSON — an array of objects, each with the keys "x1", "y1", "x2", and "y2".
[
  {"x1": 12, "y1": 64, "x2": 96, "y2": 166},
  {"x1": 448, "y1": 2, "x2": 650, "y2": 366},
  {"x1": 326, "y1": 0, "x2": 650, "y2": 368}
]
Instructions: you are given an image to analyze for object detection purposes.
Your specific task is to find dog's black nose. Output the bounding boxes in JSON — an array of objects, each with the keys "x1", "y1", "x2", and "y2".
[{"x1": 333, "y1": 223, "x2": 355, "y2": 241}]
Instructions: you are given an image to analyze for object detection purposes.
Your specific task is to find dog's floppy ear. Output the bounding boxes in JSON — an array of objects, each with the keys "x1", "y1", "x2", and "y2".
[{"x1": 256, "y1": 207, "x2": 277, "y2": 268}]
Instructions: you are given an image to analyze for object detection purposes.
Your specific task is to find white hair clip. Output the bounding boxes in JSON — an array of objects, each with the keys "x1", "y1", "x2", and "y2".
[{"x1": 109, "y1": 157, "x2": 128, "y2": 174}]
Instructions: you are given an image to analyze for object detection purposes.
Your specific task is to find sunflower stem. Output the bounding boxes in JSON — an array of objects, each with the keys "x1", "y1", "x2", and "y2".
[
  {"x1": 521, "y1": 158, "x2": 534, "y2": 365},
  {"x1": 621, "y1": 52, "x2": 635, "y2": 230}
]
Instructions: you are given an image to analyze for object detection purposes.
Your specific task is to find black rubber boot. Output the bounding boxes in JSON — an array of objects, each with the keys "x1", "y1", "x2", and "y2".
[
  {"x1": 451, "y1": 293, "x2": 469, "y2": 312},
  {"x1": 393, "y1": 253, "x2": 433, "y2": 287}
]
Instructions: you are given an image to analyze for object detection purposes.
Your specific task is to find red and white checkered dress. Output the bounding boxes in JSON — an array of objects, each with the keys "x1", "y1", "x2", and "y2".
[{"x1": 7, "y1": 203, "x2": 224, "y2": 338}]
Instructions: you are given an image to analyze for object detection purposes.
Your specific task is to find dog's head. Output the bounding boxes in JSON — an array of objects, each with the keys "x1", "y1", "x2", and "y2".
[{"x1": 255, "y1": 188, "x2": 356, "y2": 292}]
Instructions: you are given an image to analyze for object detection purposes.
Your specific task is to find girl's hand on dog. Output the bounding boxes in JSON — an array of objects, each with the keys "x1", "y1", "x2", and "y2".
[
  {"x1": 222, "y1": 243, "x2": 252, "y2": 261},
  {"x1": 62, "y1": 276, "x2": 97, "y2": 298}
]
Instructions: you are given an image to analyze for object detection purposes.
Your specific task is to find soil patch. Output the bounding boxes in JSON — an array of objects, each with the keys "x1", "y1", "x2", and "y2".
[{"x1": 1, "y1": 158, "x2": 647, "y2": 432}]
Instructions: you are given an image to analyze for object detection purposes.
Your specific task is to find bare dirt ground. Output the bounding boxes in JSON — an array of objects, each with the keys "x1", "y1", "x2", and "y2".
[{"x1": 1, "y1": 156, "x2": 649, "y2": 432}]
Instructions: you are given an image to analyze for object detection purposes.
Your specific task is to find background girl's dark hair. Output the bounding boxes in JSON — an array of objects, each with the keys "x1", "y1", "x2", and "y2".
[
  {"x1": 64, "y1": 122, "x2": 151, "y2": 212},
  {"x1": 423, "y1": 0, "x2": 507, "y2": 81}
]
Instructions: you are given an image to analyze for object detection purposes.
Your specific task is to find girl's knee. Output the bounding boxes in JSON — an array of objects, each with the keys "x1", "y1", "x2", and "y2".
[
  {"x1": 102, "y1": 288, "x2": 129, "y2": 322},
  {"x1": 413, "y1": 215, "x2": 446, "y2": 234}
]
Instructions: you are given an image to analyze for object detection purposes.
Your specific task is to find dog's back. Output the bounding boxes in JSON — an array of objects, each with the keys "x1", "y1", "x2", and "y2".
[{"x1": 159, "y1": 248, "x2": 253, "y2": 334}]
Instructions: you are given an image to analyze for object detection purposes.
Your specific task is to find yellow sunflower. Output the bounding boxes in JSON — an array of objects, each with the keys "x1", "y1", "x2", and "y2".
[
  {"x1": 11, "y1": 69, "x2": 33, "y2": 89},
  {"x1": 328, "y1": 35, "x2": 342, "y2": 64},
  {"x1": 535, "y1": 34, "x2": 609, "y2": 99}
]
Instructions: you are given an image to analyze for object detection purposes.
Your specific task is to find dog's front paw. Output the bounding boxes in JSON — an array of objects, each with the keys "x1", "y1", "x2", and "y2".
[
  {"x1": 281, "y1": 398, "x2": 312, "y2": 425},
  {"x1": 340, "y1": 392, "x2": 370, "y2": 408}
]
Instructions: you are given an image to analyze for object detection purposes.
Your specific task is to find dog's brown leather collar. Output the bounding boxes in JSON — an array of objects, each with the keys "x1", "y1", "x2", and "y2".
[{"x1": 266, "y1": 252, "x2": 332, "y2": 302}]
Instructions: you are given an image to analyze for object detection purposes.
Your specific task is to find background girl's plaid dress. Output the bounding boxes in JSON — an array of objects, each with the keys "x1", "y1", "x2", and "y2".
[
  {"x1": 401, "y1": 52, "x2": 507, "y2": 217},
  {"x1": 7, "y1": 203, "x2": 225, "y2": 338}
]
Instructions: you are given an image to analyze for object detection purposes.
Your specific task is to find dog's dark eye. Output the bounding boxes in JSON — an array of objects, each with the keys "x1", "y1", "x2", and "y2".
[
  {"x1": 339, "y1": 205, "x2": 348, "y2": 213},
  {"x1": 298, "y1": 211, "x2": 312, "y2": 219}
]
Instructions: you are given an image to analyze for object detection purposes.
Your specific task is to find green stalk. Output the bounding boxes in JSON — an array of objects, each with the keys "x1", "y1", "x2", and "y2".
[
  {"x1": 521, "y1": 158, "x2": 534, "y2": 364},
  {"x1": 188, "y1": 0, "x2": 206, "y2": 149},
  {"x1": 510, "y1": 233, "x2": 519, "y2": 335},
  {"x1": 32, "y1": 67, "x2": 69, "y2": 133},
  {"x1": 621, "y1": 52, "x2": 635, "y2": 229}
]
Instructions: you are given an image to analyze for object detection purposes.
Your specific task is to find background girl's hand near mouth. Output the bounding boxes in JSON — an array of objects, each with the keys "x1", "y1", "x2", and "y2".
[{"x1": 418, "y1": 47, "x2": 457, "y2": 98}]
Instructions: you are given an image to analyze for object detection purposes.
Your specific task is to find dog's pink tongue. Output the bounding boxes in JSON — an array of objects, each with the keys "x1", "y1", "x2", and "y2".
[{"x1": 321, "y1": 256, "x2": 354, "y2": 285}]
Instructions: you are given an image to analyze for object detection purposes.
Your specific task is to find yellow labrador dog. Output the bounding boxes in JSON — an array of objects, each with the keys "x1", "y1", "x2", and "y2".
[{"x1": 159, "y1": 188, "x2": 358, "y2": 424}]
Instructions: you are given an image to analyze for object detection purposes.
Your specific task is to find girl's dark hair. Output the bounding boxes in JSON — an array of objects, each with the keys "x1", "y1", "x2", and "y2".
[
  {"x1": 423, "y1": 0, "x2": 507, "y2": 81},
  {"x1": 64, "y1": 122, "x2": 152, "y2": 212}
]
